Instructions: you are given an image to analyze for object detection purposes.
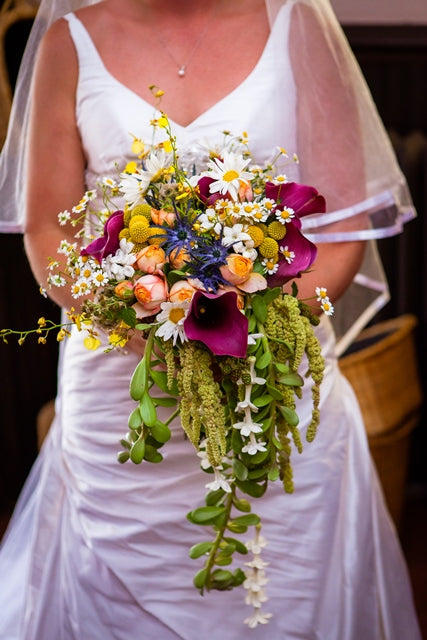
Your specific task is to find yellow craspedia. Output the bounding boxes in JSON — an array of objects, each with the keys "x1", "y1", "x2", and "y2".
[
  {"x1": 123, "y1": 206, "x2": 132, "y2": 226},
  {"x1": 148, "y1": 227, "x2": 167, "y2": 245},
  {"x1": 129, "y1": 225, "x2": 152, "y2": 244},
  {"x1": 267, "y1": 220, "x2": 287, "y2": 240},
  {"x1": 131, "y1": 203, "x2": 153, "y2": 220},
  {"x1": 129, "y1": 214, "x2": 149, "y2": 229},
  {"x1": 259, "y1": 237, "x2": 279, "y2": 258},
  {"x1": 119, "y1": 228, "x2": 131, "y2": 241},
  {"x1": 247, "y1": 225, "x2": 265, "y2": 248},
  {"x1": 131, "y1": 241, "x2": 148, "y2": 253}
]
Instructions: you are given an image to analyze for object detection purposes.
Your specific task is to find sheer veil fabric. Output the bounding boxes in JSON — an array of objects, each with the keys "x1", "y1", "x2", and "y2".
[{"x1": 0, "y1": 0, "x2": 416, "y2": 352}]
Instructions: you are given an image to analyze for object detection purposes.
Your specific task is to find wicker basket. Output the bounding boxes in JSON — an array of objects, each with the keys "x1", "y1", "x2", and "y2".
[{"x1": 339, "y1": 314, "x2": 423, "y2": 527}]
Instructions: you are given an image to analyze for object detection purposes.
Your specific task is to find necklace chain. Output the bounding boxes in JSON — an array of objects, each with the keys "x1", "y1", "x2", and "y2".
[{"x1": 155, "y1": 1, "x2": 221, "y2": 78}]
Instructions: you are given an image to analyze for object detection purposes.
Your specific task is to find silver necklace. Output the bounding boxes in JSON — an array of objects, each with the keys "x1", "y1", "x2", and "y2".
[{"x1": 156, "y1": 2, "x2": 221, "y2": 78}]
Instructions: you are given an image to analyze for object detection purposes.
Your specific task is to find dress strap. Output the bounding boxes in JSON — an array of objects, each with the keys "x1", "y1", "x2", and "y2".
[{"x1": 63, "y1": 12, "x2": 106, "y2": 74}]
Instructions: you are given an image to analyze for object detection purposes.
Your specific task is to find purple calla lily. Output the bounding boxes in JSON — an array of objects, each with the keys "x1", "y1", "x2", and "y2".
[
  {"x1": 184, "y1": 290, "x2": 248, "y2": 358},
  {"x1": 265, "y1": 181, "x2": 326, "y2": 226},
  {"x1": 81, "y1": 210, "x2": 124, "y2": 262},
  {"x1": 267, "y1": 222, "x2": 318, "y2": 287}
]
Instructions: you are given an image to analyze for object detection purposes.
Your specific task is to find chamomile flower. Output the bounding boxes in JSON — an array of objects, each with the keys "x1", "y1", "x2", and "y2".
[
  {"x1": 279, "y1": 245, "x2": 295, "y2": 264},
  {"x1": 315, "y1": 287, "x2": 328, "y2": 301},
  {"x1": 261, "y1": 257, "x2": 279, "y2": 275},
  {"x1": 203, "y1": 150, "x2": 252, "y2": 201},
  {"x1": 120, "y1": 150, "x2": 168, "y2": 208},
  {"x1": 155, "y1": 301, "x2": 189, "y2": 345},
  {"x1": 321, "y1": 298, "x2": 334, "y2": 316},
  {"x1": 275, "y1": 206, "x2": 295, "y2": 224},
  {"x1": 271, "y1": 174, "x2": 288, "y2": 185},
  {"x1": 58, "y1": 210, "x2": 71, "y2": 225}
]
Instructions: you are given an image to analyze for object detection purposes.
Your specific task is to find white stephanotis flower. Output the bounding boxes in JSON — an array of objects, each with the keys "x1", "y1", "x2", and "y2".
[
  {"x1": 221, "y1": 223, "x2": 251, "y2": 248},
  {"x1": 247, "y1": 333, "x2": 264, "y2": 345},
  {"x1": 202, "y1": 150, "x2": 252, "y2": 201},
  {"x1": 233, "y1": 409, "x2": 263, "y2": 437},
  {"x1": 205, "y1": 467, "x2": 232, "y2": 494},
  {"x1": 120, "y1": 150, "x2": 168, "y2": 207},
  {"x1": 244, "y1": 609, "x2": 273, "y2": 629},
  {"x1": 242, "y1": 433, "x2": 267, "y2": 456},
  {"x1": 155, "y1": 300, "x2": 189, "y2": 346},
  {"x1": 197, "y1": 209, "x2": 221, "y2": 234},
  {"x1": 103, "y1": 238, "x2": 135, "y2": 280}
]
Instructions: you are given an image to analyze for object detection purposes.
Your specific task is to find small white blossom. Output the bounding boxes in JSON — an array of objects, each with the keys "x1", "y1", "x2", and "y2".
[
  {"x1": 280, "y1": 245, "x2": 295, "y2": 264},
  {"x1": 244, "y1": 610, "x2": 273, "y2": 629},
  {"x1": 221, "y1": 223, "x2": 251, "y2": 248},
  {"x1": 275, "y1": 207, "x2": 295, "y2": 224},
  {"x1": 205, "y1": 467, "x2": 232, "y2": 494},
  {"x1": 58, "y1": 210, "x2": 71, "y2": 225},
  {"x1": 242, "y1": 433, "x2": 267, "y2": 455}
]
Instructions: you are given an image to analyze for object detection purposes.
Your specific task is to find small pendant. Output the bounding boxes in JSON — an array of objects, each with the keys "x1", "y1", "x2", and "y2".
[{"x1": 178, "y1": 66, "x2": 186, "y2": 77}]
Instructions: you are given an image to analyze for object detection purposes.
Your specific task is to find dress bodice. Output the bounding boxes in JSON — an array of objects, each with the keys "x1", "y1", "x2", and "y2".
[{"x1": 65, "y1": 8, "x2": 298, "y2": 190}]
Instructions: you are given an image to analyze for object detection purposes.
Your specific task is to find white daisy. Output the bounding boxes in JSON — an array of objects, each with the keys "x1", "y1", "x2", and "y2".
[
  {"x1": 203, "y1": 150, "x2": 252, "y2": 201},
  {"x1": 120, "y1": 150, "x2": 168, "y2": 208},
  {"x1": 321, "y1": 298, "x2": 335, "y2": 316},
  {"x1": 155, "y1": 301, "x2": 189, "y2": 345}
]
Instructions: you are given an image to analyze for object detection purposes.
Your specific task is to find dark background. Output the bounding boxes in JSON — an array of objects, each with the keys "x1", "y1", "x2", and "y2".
[{"x1": 0, "y1": 14, "x2": 426, "y2": 512}]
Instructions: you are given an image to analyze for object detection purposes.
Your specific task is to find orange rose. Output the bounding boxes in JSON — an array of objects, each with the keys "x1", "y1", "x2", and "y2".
[
  {"x1": 151, "y1": 208, "x2": 176, "y2": 227},
  {"x1": 135, "y1": 245, "x2": 166, "y2": 274},
  {"x1": 133, "y1": 274, "x2": 168, "y2": 312},
  {"x1": 220, "y1": 253, "x2": 253, "y2": 285},
  {"x1": 169, "y1": 280, "x2": 197, "y2": 303}
]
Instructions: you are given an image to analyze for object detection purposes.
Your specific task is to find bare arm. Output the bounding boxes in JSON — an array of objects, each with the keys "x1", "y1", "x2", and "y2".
[{"x1": 24, "y1": 18, "x2": 86, "y2": 311}]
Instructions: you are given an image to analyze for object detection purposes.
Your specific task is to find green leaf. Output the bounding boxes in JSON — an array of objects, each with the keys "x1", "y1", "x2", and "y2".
[
  {"x1": 268, "y1": 466, "x2": 280, "y2": 481},
  {"x1": 232, "y1": 568, "x2": 246, "y2": 586},
  {"x1": 128, "y1": 407, "x2": 142, "y2": 430},
  {"x1": 118, "y1": 306, "x2": 137, "y2": 328},
  {"x1": 231, "y1": 513, "x2": 260, "y2": 527},
  {"x1": 135, "y1": 322, "x2": 153, "y2": 331},
  {"x1": 193, "y1": 568, "x2": 208, "y2": 590},
  {"x1": 187, "y1": 506, "x2": 226, "y2": 524},
  {"x1": 205, "y1": 489, "x2": 225, "y2": 506},
  {"x1": 272, "y1": 436, "x2": 283, "y2": 450},
  {"x1": 253, "y1": 394, "x2": 273, "y2": 408},
  {"x1": 277, "y1": 372, "x2": 304, "y2": 386},
  {"x1": 139, "y1": 393, "x2": 157, "y2": 427},
  {"x1": 278, "y1": 405, "x2": 300, "y2": 426},
  {"x1": 211, "y1": 569, "x2": 233, "y2": 583},
  {"x1": 251, "y1": 296, "x2": 268, "y2": 324},
  {"x1": 256, "y1": 351, "x2": 272, "y2": 369},
  {"x1": 214, "y1": 554, "x2": 233, "y2": 566},
  {"x1": 129, "y1": 359, "x2": 147, "y2": 401},
  {"x1": 274, "y1": 362, "x2": 290, "y2": 374},
  {"x1": 117, "y1": 450, "x2": 130, "y2": 464},
  {"x1": 232, "y1": 497, "x2": 251, "y2": 512},
  {"x1": 235, "y1": 479, "x2": 267, "y2": 498},
  {"x1": 224, "y1": 537, "x2": 249, "y2": 555},
  {"x1": 248, "y1": 314, "x2": 257, "y2": 333},
  {"x1": 189, "y1": 541, "x2": 213, "y2": 559},
  {"x1": 232, "y1": 458, "x2": 248, "y2": 481},
  {"x1": 248, "y1": 467, "x2": 269, "y2": 481},
  {"x1": 151, "y1": 395, "x2": 177, "y2": 407},
  {"x1": 150, "y1": 369, "x2": 178, "y2": 395},
  {"x1": 226, "y1": 522, "x2": 248, "y2": 534},
  {"x1": 266, "y1": 383, "x2": 283, "y2": 401},
  {"x1": 261, "y1": 286, "x2": 281, "y2": 305},
  {"x1": 150, "y1": 421, "x2": 171, "y2": 443},
  {"x1": 130, "y1": 437, "x2": 145, "y2": 464},
  {"x1": 144, "y1": 444, "x2": 163, "y2": 463}
]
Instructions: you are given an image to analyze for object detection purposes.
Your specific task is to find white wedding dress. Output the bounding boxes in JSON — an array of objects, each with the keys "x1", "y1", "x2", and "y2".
[{"x1": 0, "y1": 7, "x2": 421, "y2": 640}]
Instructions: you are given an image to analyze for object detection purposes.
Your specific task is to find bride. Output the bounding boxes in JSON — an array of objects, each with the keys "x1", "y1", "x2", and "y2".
[{"x1": 0, "y1": 0, "x2": 421, "y2": 638}]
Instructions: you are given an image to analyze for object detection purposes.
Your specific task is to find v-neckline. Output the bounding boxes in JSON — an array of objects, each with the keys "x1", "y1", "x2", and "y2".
[{"x1": 72, "y1": 9, "x2": 280, "y2": 130}]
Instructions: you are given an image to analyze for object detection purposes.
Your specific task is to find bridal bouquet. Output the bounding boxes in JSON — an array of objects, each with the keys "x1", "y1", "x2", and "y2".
[{"x1": 2, "y1": 114, "x2": 334, "y2": 627}]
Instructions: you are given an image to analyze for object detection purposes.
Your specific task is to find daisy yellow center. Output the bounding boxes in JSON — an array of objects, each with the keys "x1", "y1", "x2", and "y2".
[
  {"x1": 223, "y1": 169, "x2": 239, "y2": 182},
  {"x1": 169, "y1": 308, "x2": 186, "y2": 324}
]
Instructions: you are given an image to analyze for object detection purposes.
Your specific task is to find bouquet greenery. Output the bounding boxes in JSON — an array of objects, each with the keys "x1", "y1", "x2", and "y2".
[{"x1": 1, "y1": 113, "x2": 334, "y2": 627}]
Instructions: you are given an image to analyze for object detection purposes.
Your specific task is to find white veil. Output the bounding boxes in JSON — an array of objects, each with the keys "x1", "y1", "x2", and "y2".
[{"x1": 0, "y1": 0, "x2": 416, "y2": 354}]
